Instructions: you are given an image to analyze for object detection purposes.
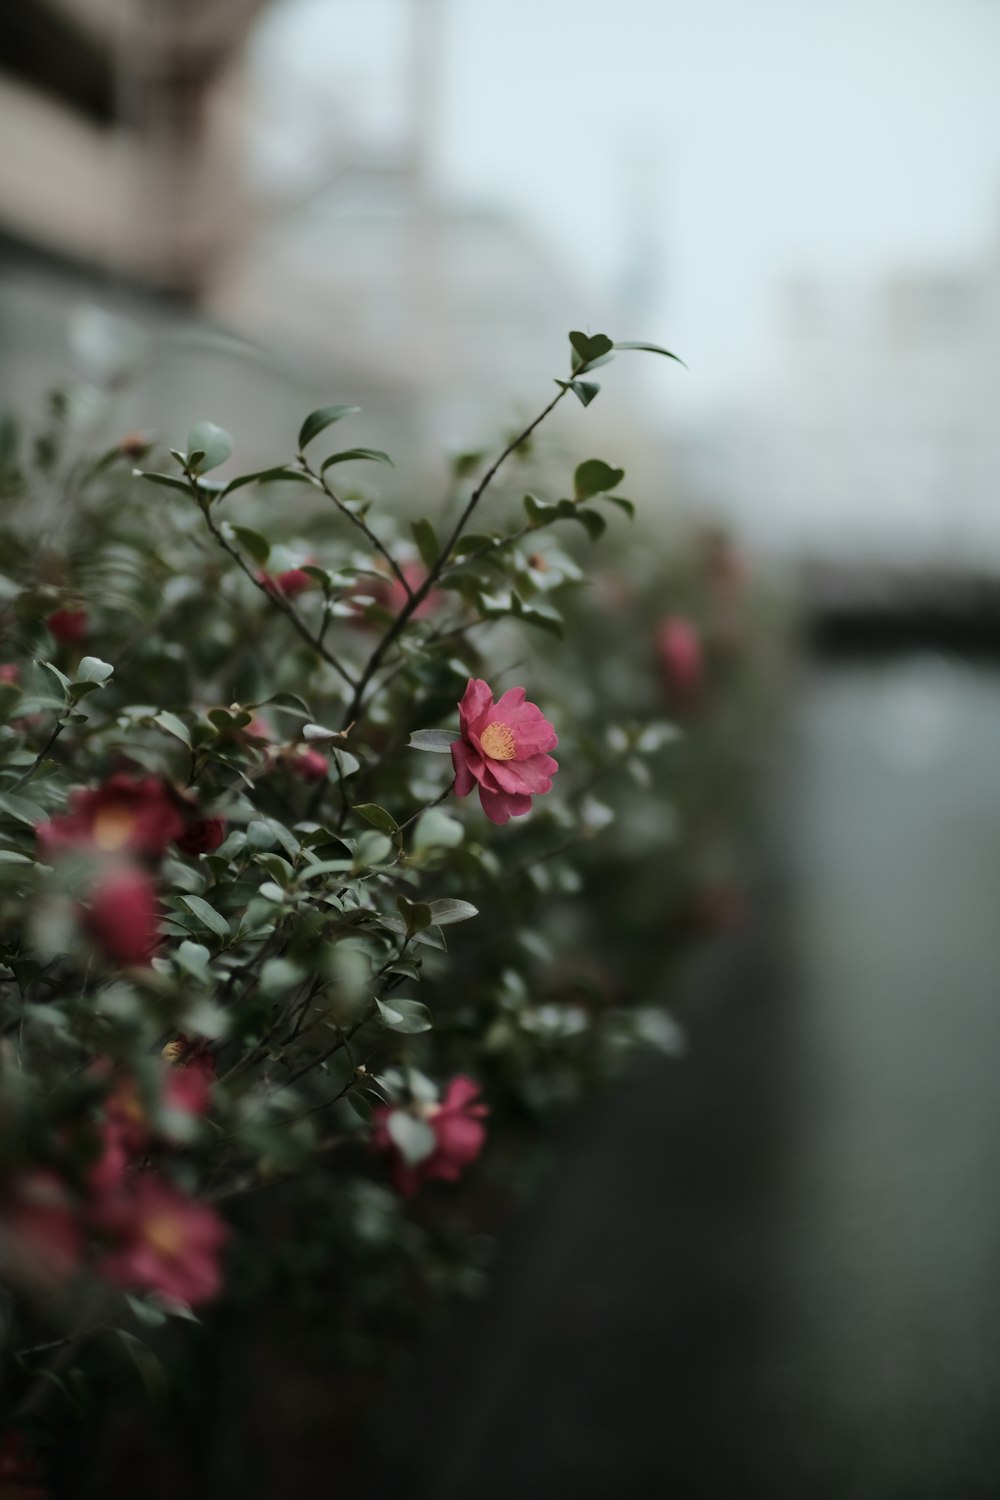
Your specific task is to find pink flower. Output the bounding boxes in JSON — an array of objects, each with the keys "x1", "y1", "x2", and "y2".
[
  {"x1": 0, "y1": 665, "x2": 19, "y2": 685},
  {"x1": 94, "y1": 1173, "x2": 228, "y2": 1307},
  {"x1": 87, "y1": 1119, "x2": 131, "y2": 1198},
  {"x1": 175, "y1": 815, "x2": 227, "y2": 856},
  {"x1": 351, "y1": 563, "x2": 442, "y2": 624},
  {"x1": 377, "y1": 563, "x2": 442, "y2": 620},
  {"x1": 2, "y1": 1171, "x2": 82, "y2": 1286},
  {"x1": 286, "y1": 747, "x2": 328, "y2": 782},
  {"x1": 450, "y1": 678, "x2": 558, "y2": 825},
  {"x1": 45, "y1": 608, "x2": 88, "y2": 645},
  {"x1": 372, "y1": 1076, "x2": 488, "y2": 1197},
  {"x1": 163, "y1": 1050, "x2": 215, "y2": 1120},
  {"x1": 37, "y1": 774, "x2": 185, "y2": 860},
  {"x1": 85, "y1": 866, "x2": 161, "y2": 966},
  {"x1": 259, "y1": 564, "x2": 315, "y2": 599},
  {"x1": 657, "y1": 616, "x2": 703, "y2": 697}
]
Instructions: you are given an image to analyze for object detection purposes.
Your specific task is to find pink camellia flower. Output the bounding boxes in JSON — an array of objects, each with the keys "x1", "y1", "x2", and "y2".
[
  {"x1": 163, "y1": 1048, "x2": 215, "y2": 1120},
  {"x1": 85, "y1": 865, "x2": 161, "y2": 967},
  {"x1": 372, "y1": 1076, "x2": 488, "y2": 1197},
  {"x1": 0, "y1": 665, "x2": 19, "y2": 685},
  {"x1": 37, "y1": 774, "x2": 185, "y2": 861},
  {"x1": 94, "y1": 1173, "x2": 228, "y2": 1308},
  {"x1": 46, "y1": 608, "x2": 88, "y2": 645},
  {"x1": 2, "y1": 1171, "x2": 82, "y2": 1286},
  {"x1": 657, "y1": 616, "x2": 703, "y2": 698},
  {"x1": 376, "y1": 562, "x2": 442, "y2": 620},
  {"x1": 451, "y1": 678, "x2": 558, "y2": 826},
  {"x1": 175, "y1": 815, "x2": 227, "y2": 856},
  {"x1": 286, "y1": 746, "x2": 328, "y2": 782},
  {"x1": 259, "y1": 563, "x2": 315, "y2": 599},
  {"x1": 87, "y1": 1119, "x2": 131, "y2": 1199}
]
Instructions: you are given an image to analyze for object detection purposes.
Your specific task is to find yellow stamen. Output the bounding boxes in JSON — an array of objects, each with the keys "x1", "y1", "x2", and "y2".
[
  {"x1": 143, "y1": 1214, "x2": 184, "y2": 1256},
  {"x1": 480, "y1": 721, "x2": 516, "y2": 761},
  {"x1": 92, "y1": 805, "x2": 136, "y2": 853}
]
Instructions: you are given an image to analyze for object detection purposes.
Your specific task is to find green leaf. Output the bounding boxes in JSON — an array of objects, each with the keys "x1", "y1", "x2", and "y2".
[
  {"x1": 516, "y1": 602, "x2": 564, "y2": 637},
  {"x1": 605, "y1": 494, "x2": 635, "y2": 519},
  {"x1": 298, "y1": 405, "x2": 360, "y2": 451},
  {"x1": 575, "y1": 508, "x2": 607, "y2": 541},
  {"x1": 427, "y1": 898, "x2": 478, "y2": 926},
  {"x1": 396, "y1": 894, "x2": 432, "y2": 933},
  {"x1": 174, "y1": 940, "x2": 211, "y2": 980},
  {"x1": 320, "y1": 448, "x2": 393, "y2": 472},
  {"x1": 574, "y1": 459, "x2": 625, "y2": 500},
  {"x1": 114, "y1": 1329, "x2": 167, "y2": 1408},
  {"x1": 229, "y1": 526, "x2": 270, "y2": 567},
  {"x1": 385, "y1": 1109, "x2": 436, "y2": 1161},
  {"x1": 354, "y1": 803, "x2": 399, "y2": 835},
  {"x1": 134, "y1": 469, "x2": 193, "y2": 496},
  {"x1": 37, "y1": 659, "x2": 71, "y2": 694},
  {"x1": 221, "y1": 466, "x2": 313, "y2": 498},
  {"x1": 408, "y1": 729, "x2": 459, "y2": 754},
  {"x1": 554, "y1": 378, "x2": 601, "y2": 407},
  {"x1": 260, "y1": 957, "x2": 305, "y2": 996},
  {"x1": 0, "y1": 791, "x2": 46, "y2": 825},
  {"x1": 153, "y1": 710, "x2": 192, "y2": 748},
  {"x1": 412, "y1": 807, "x2": 464, "y2": 851},
  {"x1": 613, "y1": 340, "x2": 686, "y2": 367},
  {"x1": 179, "y1": 895, "x2": 230, "y2": 940},
  {"x1": 74, "y1": 656, "x2": 114, "y2": 685},
  {"x1": 187, "y1": 422, "x2": 233, "y2": 473},
  {"x1": 523, "y1": 494, "x2": 558, "y2": 527},
  {"x1": 352, "y1": 831, "x2": 393, "y2": 870},
  {"x1": 569, "y1": 330, "x2": 614, "y2": 373},
  {"x1": 411, "y1": 518, "x2": 440, "y2": 569},
  {"x1": 376, "y1": 998, "x2": 433, "y2": 1036}
]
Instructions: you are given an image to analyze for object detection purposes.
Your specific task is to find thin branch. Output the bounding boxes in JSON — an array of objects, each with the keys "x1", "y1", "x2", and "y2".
[
  {"x1": 196, "y1": 490, "x2": 358, "y2": 690},
  {"x1": 339, "y1": 385, "x2": 568, "y2": 730},
  {"x1": 14, "y1": 719, "x2": 66, "y2": 788},
  {"x1": 298, "y1": 460, "x2": 415, "y2": 602}
]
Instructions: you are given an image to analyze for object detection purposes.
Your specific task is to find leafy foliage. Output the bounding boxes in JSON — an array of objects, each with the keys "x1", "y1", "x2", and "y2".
[{"x1": 0, "y1": 328, "x2": 779, "y2": 1471}]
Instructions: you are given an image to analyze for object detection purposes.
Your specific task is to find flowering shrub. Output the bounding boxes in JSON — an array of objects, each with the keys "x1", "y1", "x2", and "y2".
[{"x1": 0, "y1": 327, "x2": 766, "y2": 1482}]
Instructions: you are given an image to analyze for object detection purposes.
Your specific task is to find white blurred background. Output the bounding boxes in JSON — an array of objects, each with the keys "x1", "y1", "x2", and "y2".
[{"x1": 2, "y1": 0, "x2": 1000, "y2": 564}]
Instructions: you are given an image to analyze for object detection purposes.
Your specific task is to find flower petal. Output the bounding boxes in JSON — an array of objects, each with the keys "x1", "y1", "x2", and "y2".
[
  {"x1": 451, "y1": 740, "x2": 481, "y2": 798},
  {"x1": 483, "y1": 753, "x2": 557, "y2": 796},
  {"x1": 477, "y1": 785, "x2": 531, "y2": 824},
  {"x1": 458, "y1": 679, "x2": 494, "y2": 737}
]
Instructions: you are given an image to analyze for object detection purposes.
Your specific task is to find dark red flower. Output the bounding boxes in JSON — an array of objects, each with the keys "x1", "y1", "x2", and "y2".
[
  {"x1": 163, "y1": 1049, "x2": 215, "y2": 1120},
  {"x1": 175, "y1": 815, "x2": 226, "y2": 856},
  {"x1": 0, "y1": 665, "x2": 19, "y2": 685},
  {"x1": 0, "y1": 1429, "x2": 47, "y2": 1500},
  {"x1": 450, "y1": 678, "x2": 558, "y2": 825},
  {"x1": 2, "y1": 1171, "x2": 82, "y2": 1286},
  {"x1": 94, "y1": 1173, "x2": 228, "y2": 1307},
  {"x1": 37, "y1": 774, "x2": 185, "y2": 860},
  {"x1": 372, "y1": 1076, "x2": 488, "y2": 1197},
  {"x1": 259, "y1": 564, "x2": 315, "y2": 599},
  {"x1": 45, "y1": 608, "x2": 87, "y2": 645},
  {"x1": 87, "y1": 1119, "x2": 131, "y2": 1198},
  {"x1": 286, "y1": 747, "x2": 328, "y2": 782},
  {"x1": 376, "y1": 562, "x2": 442, "y2": 619},
  {"x1": 657, "y1": 616, "x2": 703, "y2": 697},
  {"x1": 85, "y1": 866, "x2": 160, "y2": 966}
]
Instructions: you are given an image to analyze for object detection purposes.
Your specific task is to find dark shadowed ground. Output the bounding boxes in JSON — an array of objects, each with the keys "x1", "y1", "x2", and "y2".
[{"x1": 372, "y1": 655, "x2": 1000, "y2": 1500}]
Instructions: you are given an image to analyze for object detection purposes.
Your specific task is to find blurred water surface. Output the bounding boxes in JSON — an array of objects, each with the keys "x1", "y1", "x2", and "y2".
[{"x1": 374, "y1": 655, "x2": 1000, "y2": 1499}]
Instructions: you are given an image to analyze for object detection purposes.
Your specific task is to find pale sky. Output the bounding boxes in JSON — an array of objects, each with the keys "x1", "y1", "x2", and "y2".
[{"x1": 254, "y1": 0, "x2": 1000, "y2": 415}]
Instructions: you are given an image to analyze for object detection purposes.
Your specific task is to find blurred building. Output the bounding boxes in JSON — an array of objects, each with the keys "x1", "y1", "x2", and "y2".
[
  {"x1": 681, "y1": 218, "x2": 1000, "y2": 572},
  {"x1": 0, "y1": 0, "x2": 657, "y2": 484}
]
